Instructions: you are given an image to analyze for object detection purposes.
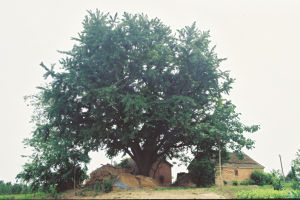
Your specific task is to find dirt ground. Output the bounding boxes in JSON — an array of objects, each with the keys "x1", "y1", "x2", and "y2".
[{"x1": 63, "y1": 188, "x2": 225, "y2": 199}]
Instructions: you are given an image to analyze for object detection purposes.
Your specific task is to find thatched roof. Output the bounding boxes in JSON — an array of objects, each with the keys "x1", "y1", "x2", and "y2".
[{"x1": 221, "y1": 153, "x2": 264, "y2": 169}]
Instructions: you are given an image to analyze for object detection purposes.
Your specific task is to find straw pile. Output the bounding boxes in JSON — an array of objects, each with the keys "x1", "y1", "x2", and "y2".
[
  {"x1": 84, "y1": 164, "x2": 126, "y2": 187},
  {"x1": 84, "y1": 164, "x2": 159, "y2": 190},
  {"x1": 118, "y1": 174, "x2": 159, "y2": 189}
]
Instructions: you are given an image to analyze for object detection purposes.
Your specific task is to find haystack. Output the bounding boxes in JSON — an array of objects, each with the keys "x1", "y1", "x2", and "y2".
[
  {"x1": 84, "y1": 164, "x2": 126, "y2": 187},
  {"x1": 117, "y1": 174, "x2": 159, "y2": 189},
  {"x1": 84, "y1": 164, "x2": 159, "y2": 190}
]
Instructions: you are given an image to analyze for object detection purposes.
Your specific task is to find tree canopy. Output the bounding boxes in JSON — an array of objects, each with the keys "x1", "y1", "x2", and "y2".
[
  {"x1": 18, "y1": 10, "x2": 259, "y2": 189},
  {"x1": 292, "y1": 148, "x2": 300, "y2": 180}
]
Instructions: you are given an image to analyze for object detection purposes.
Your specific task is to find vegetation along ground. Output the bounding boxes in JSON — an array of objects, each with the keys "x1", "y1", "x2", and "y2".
[{"x1": 0, "y1": 183, "x2": 299, "y2": 199}]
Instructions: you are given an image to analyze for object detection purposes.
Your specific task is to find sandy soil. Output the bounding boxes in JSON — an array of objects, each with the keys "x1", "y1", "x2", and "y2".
[{"x1": 63, "y1": 188, "x2": 225, "y2": 199}]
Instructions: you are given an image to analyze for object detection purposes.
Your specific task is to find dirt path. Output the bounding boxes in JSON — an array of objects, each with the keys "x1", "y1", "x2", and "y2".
[{"x1": 64, "y1": 188, "x2": 225, "y2": 199}]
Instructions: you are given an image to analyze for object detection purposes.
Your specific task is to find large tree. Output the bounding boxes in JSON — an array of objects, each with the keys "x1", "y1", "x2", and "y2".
[
  {"x1": 19, "y1": 10, "x2": 258, "y2": 186},
  {"x1": 292, "y1": 148, "x2": 300, "y2": 180}
]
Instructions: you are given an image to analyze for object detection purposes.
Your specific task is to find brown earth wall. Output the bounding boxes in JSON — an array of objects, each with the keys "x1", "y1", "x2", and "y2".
[
  {"x1": 149, "y1": 162, "x2": 172, "y2": 186},
  {"x1": 215, "y1": 168, "x2": 263, "y2": 184}
]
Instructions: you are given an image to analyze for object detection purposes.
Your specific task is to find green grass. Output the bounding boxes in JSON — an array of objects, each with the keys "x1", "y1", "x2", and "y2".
[
  {"x1": 0, "y1": 193, "x2": 51, "y2": 199},
  {"x1": 236, "y1": 189, "x2": 294, "y2": 199},
  {"x1": 154, "y1": 183, "x2": 295, "y2": 199},
  {"x1": 154, "y1": 185, "x2": 267, "y2": 198},
  {"x1": 0, "y1": 182, "x2": 297, "y2": 199}
]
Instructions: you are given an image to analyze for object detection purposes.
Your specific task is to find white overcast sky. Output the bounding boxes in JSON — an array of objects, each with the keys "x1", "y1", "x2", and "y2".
[{"x1": 1, "y1": 0, "x2": 300, "y2": 183}]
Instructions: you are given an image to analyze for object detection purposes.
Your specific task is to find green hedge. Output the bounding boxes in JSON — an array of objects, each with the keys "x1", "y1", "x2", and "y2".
[
  {"x1": 240, "y1": 179, "x2": 255, "y2": 185},
  {"x1": 236, "y1": 189, "x2": 293, "y2": 199},
  {"x1": 250, "y1": 170, "x2": 267, "y2": 186}
]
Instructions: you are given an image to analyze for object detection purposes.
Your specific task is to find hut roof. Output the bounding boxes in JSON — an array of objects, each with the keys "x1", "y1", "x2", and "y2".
[{"x1": 222, "y1": 153, "x2": 264, "y2": 169}]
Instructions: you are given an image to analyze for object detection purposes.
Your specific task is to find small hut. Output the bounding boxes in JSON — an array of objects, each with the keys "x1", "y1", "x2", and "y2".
[{"x1": 215, "y1": 153, "x2": 264, "y2": 185}]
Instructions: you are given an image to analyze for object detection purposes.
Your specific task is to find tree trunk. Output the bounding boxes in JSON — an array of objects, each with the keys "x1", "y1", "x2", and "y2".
[{"x1": 134, "y1": 152, "x2": 155, "y2": 176}]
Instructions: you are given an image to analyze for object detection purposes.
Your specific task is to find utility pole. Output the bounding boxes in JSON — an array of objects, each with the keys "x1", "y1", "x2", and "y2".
[
  {"x1": 74, "y1": 164, "x2": 76, "y2": 193},
  {"x1": 218, "y1": 142, "x2": 224, "y2": 188},
  {"x1": 279, "y1": 154, "x2": 285, "y2": 182}
]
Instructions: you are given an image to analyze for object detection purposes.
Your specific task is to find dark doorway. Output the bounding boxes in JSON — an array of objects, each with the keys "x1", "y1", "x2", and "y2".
[{"x1": 159, "y1": 175, "x2": 164, "y2": 184}]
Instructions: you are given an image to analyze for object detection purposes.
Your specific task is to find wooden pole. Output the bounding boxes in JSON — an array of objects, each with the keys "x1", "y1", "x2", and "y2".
[
  {"x1": 74, "y1": 165, "x2": 76, "y2": 193},
  {"x1": 279, "y1": 154, "x2": 286, "y2": 182},
  {"x1": 219, "y1": 143, "x2": 224, "y2": 187}
]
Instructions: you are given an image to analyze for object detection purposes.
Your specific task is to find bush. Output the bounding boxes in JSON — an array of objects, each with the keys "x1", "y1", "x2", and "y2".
[
  {"x1": 232, "y1": 179, "x2": 238, "y2": 186},
  {"x1": 250, "y1": 170, "x2": 267, "y2": 186},
  {"x1": 115, "y1": 158, "x2": 129, "y2": 169},
  {"x1": 272, "y1": 178, "x2": 283, "y2": 190},
  {"x1": 109, "y1": 174, "x2": 118, "y2": 182},
  {"x1": 48, "y1": 185, "x2": 59, "y2": 198},
  {"x1": 291, "y1": 180, "x2": 300, "y2": 190},
  {"x1": 94, "y1": 180, "x2": 100, "y2": 192},
  {"x1": 290, "y1": 190, "x2": 300, "y2": 198},
  {"x1": 0, "y1": 181, "x2": 31, "y2": 195},
  {"x1": 265, "y1": 173, "x2": 273, "y2": 185},
  {"x1": 240, "y1": 179, "x2": 255, "y2": 185},
  {"x1": 188, "y1": 153, "x2": 216, "y2": 187},
  {"x1": 286, "y1": 167, "x2": 297, "y2": 181},
  {"x1": 103, "y1": 180, "x2": 113, "y2": 193},
  {"x1": 237, "y1": 189, "x2": 291, "y2": 199}
]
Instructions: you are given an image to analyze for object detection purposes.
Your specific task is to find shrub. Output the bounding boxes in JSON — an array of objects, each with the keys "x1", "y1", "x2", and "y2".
[
  {"x1": 38, "y1": 185, "x2": 46, "y2": 193},
  {"x1": 250, "y1": 170, "x2": 266, "y2": 186},
  {"x1": 103, "y1": 180, "x2": 113, "y2": 193},
  {"x1": 291, "y1": 180, "x2": 300, "y2": 190},
  {"x1": 94, "y1": 180, "x2": 100, "y2": 192},
  {"x1": 114, "y1": 158, "x2": 129, "y2": 169},
  {"x1": 76, "y1": 190, "x2": 86, "y2": 196},
  {"x1": 240, "y1": 179, "x2": 254, "y2": 185},
  {"x1": 265, "y1": 173, "x2": 273, "y2": 185},
  {"x1": 290, "y1": 190, "x2": 300, "y2": 198},
  {"x1": 248, "y1": 179, "x2": 255, "y2": 185},
  {"x1": 49, "y1": 185, "x2": 58, "y2": 198},
  {"x1": 232, "y1": 179, "x2": 238, "y2": 186},
  {"x1": 240, "y1": 180, "x2": 247, "y2": 185},
  {"x1": 188, "y1": 153, "x2": 216, "y2": 187},
  {"x1": 109, "y1": 174, "x2": 118, "y2": 182},
  {"x1": 272, "y1": 177, "x2": 283, "y2": 190},
  {"x1": 237, "y1": 189, "x2": 291, "y2": 199},
  {"x1": 286, "y1": 167, "x2": 297, "y2": 181}
]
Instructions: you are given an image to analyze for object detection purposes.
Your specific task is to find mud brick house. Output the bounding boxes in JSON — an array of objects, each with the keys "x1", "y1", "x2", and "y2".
[
  {"x1": 127, "y1": 158, "x2": 172, "y2": 186},
  {"x1": 215, "y1": 152, "x2": 264, "y2": 185}
]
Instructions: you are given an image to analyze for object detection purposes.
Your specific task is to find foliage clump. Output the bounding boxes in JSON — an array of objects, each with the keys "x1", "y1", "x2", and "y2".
[
  {"x1": 114, "y1": 158, "x2": 130, "y2": 169},
  {"x1": 0, "y1": 181, "x2": 32, "y2": 195},
  {"x1": 272, "y1": 178, "x2": 283, "y2": 190},
  {"x1": 103, "y1": 180, "x2": 113, "y2": 193},
  {"x1": 291, "y1": 148, "x2": 300, "y2": 180},
  {"x1": 49, "y1": 185, "x2": 58, "y2": 198},
  {"x1": 286, "y1": 167, "x2": 297, "y2": 181},
  {"x1": 289, "y1": 190, "x2": 300, "y2": 198},
  {"x1": 94, "y1": 180, "x2": 100, "y2": 192},
  {"x1": 240, "y1": 179, "x2": 255, "y2": 185},
  {"x1": 187, "y1": 153, "x2": 216, "y2": 187},
  {"x1": 291, "y1": 180, "x2": 300, "y2": 190},
  {"x1": 232, "y1": 179, "x2": 238, "y2": 186},
  {"x1": 250, "y1": 170, "x2": 268, "y2": 186}
]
